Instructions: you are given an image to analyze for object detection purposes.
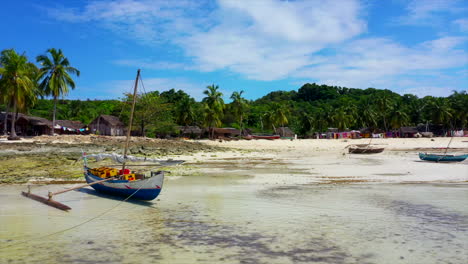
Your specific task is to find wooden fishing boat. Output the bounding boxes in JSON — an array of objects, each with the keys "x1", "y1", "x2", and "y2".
[
  {"x1": 22, "y1": 69, "x2": 184, "y2": 210},
  {"x1": 252, "y1": 134, "x2": 280, "y2": 140},
  {"x1": 84, "y1": 168, "x2": 164, "y2": 200},
  {"x1": 348, "y1": 144, "x2": 384, "y2": 154},
  {"x1": 82, "y1": 69, "x2": 183, "y2": 200},
  {"x1": 419, "y1": 153, "x2": 468, "y2": 162},
  {"x1": 81, "y1": 154, "x2": 183, "y2": 201}
]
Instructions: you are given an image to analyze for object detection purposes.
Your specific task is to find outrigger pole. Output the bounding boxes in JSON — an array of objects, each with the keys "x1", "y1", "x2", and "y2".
[{"x1": 22, "y1": 177, "x2": 118, "y2": 211}]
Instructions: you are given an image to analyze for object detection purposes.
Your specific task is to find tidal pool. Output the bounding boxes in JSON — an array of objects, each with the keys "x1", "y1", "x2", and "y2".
[{"x1": 1, "y1": 154, "x2": 467, "y2": 264}]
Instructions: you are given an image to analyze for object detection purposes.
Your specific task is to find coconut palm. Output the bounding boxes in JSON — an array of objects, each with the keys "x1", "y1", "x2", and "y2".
[
  {"x1": 376, "y1": 93, "x2": 394, "y2": 131},
  {"x1": 230, "y1": 90, "x2": 248, "y2": 137},
  {"x1": 0, "y1": 49, "x2": 37, "y2": 139},
  {"x1": 270, "y1": 103, "x2": 289, "y2": 134},
  {"x1": 202, "y1": 84, "x2": 224, "y2": 138},
  {"x1": 175, "y1": 96, "x2": 196, "y2": 127},
  {"x1": 390, "y1": 108, "x2": 410, "y2": 129},
  {"x1": 430, "y1": 98, "x2": 453, "y2": 132},
  {"x1": 331, "y1": 106, "x2": 352, "y2": 131},
  {"x1": 37, "y1": 48, "x2": 80, "y2": 135}
]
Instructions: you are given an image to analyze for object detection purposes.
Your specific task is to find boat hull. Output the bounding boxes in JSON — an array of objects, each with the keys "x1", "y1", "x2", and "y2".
[
  {"x1": 419, "y1": 153, "x2": 468, "y2": 162},
  {"x1": 349, "y1": 147, "x2": 384, "y2": 154},
  {"x1": 84, "y1": 169, "x2": 164, "y2": 200},
  {"x1": 252, "y1": 135, "x2": 280, "y2": 140}
]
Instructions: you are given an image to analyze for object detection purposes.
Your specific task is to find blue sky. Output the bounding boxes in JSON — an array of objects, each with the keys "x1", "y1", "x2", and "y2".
[{"x1": 1, "y1": 0, "x2": 467, "y2": 101}]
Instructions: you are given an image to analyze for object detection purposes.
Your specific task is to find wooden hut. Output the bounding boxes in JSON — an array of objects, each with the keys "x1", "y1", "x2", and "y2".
[
  {"x1": 208, "y1": 128, "x2": 241, "y2": 139},
  {"x1": 55, "y1": 120, "x2": 87, "y2": 134},
  {"x1": 275, "y1": 127, "x2": 295, "y2": 137},
  {"x1": 0, "y1": 112, "x2": 53, "y2": 136},
  {"x1": 400, "y1": 126, "x2": 418, "y2": 138},
  {"x1": 178, "y1": 126, "x2": 202, "y2": 138},
  {"x1": 88, "y1": 115, "x2": 125, "y2": 136}
]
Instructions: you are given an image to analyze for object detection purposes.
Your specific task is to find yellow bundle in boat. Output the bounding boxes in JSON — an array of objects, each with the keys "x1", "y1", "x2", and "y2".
[
  {"x1": 90, "y1": 167, "x2": 119, "y2": 178},
  {"x1": 122, "y1": 174, "x2": 136, "y2": 181}
]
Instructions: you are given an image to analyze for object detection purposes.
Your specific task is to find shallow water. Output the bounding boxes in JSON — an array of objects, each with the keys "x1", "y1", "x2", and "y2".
[{"x1": 1, "y1": 153, "x2": 467, "y2": 264}]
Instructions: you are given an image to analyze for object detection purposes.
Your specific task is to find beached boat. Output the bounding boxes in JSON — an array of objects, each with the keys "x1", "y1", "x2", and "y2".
[
  {"x1": 252, "y1": 134, "x2": 280, "y2": 140},
  {"x1": 82, "y1": 70, "x2": 183, "y2": 200},
  {"x1": 348, "y1": 144, "x2": 385, "y2": 154},
  {"x1": 22, "y1": 70, "x2": 184, "y2": 210},
  {"x1": 419, "y1": 153, "x2": 468, "y2": 162},
  {"x1": 82, "y1": 153, "x2": 183, "y2": 200}
]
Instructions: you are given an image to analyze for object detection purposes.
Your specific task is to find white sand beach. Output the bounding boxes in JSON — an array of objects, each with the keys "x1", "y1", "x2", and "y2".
[{"x1": 172, "y1": 137, "x2": 468, "y2": 184}]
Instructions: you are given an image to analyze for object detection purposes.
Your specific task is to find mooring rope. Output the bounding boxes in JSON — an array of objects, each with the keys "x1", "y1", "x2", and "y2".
[{"x1": 0, "y1": 175, "x2": 155, "y2": 250}]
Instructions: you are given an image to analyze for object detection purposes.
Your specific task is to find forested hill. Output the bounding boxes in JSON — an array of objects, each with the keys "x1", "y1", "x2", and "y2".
[{"x1": 19, "y1": 83, "x2": 468, "y2": 137}]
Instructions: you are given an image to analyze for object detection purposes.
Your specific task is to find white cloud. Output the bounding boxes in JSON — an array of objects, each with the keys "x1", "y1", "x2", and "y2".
[
  {"x1": 48, "y1": 0, "x2": 367, "y2": 81},
  {"x1": 47, "y1": 0, "x2": 467, "y2": 97},
  {"x1": 453, "y1": 18, "x2": 468, "y2": 32},
  {"x1": 395, "y1": 0, "x2": 466, "y2": 26},
  {"x1": 293, "y1": 36, "x2": 468, "y2": 95}
]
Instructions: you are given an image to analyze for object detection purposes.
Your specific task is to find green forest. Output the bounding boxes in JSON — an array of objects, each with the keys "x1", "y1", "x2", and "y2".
[{"x1": 1, "y1": 48, "x2": 467, "y2": 138}]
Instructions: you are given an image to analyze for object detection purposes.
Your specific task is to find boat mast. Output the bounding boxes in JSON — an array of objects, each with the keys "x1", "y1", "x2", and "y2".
[{"x1": 122, "y1": 69, "x2": 140, "y2": 173}]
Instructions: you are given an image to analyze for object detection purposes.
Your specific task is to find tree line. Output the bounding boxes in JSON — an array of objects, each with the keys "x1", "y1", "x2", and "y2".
[{"x1": 1, "y1": 48, "x2": 467, "y2": 139}]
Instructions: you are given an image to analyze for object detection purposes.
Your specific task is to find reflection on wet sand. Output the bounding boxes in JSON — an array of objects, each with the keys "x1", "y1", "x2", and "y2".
[{"x1": 1, "y1": 148, "x2": 467, "y2": 264}]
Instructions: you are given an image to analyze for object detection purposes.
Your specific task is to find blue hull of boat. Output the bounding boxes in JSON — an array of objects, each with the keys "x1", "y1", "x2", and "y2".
[
  {"x1": 419, "y1": 153, "x2": 468, "y2": 162},
  {"x1": 85, "y1": 171, "x2": 162, "y2": 200}
]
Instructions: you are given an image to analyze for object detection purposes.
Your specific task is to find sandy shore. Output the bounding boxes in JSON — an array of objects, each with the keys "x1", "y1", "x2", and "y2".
[
  {"x1": 173, "y1": 137, "x2": 468, "y2": 184},
  {"x1": 1, "y1": 136, "x2": 467, "y2": 263},
  {"x1": 0, "y1": 136, "x2": 467, "y2": 184}
]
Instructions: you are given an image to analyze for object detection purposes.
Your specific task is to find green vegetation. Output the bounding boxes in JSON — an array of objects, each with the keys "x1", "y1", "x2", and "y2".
[
  {"x1": 1, "y1": 48, "x2": 467, "y2": 138},
  {"x1": 37, "y1": 48, "x2": 80, "y2": 134}
]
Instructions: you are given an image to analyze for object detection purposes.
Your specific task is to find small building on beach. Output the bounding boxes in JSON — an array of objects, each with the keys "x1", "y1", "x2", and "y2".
[
  {"x1": 55, "y1": 120, "x2": 87, "y2": 134},
  {"x1": 207, "y1": 127, "x2": 241, "y2": 139},
  {"x1": 88, "y1": 115, "x2": 125, "y2": 136},
  {"x1": 177, "y1": 126, "x2": 203, "y2": 138},
  {"x1": 275, "y1": 127, "x2": 295, "y2": 137},
  {"x1": 400, "y1": 126, "x2": 419, "y2": 138},
  {"x1": 0, "y1": 112, "x2": 53, "y2": 136}
]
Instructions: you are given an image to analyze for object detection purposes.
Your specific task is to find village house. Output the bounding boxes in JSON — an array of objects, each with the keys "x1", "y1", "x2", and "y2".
[
  {"x1": 88, "y1": 115, "x2": 125, "y2": 136},
  {"x1": 177, "y1": 126, "x2": 203, "y2": 139},
  {"x1": 275, "y1": 127, "x2": 295, "y2": 138},
  {"x1": 0, "y1": 112, "x2": 53, "y2": 136},
  {"x1": 207, "y1": 127, "x2": 241, "y2": 139},
  {"x1": 400, "y1": 126, "x2": 419, "y2": 138},
  {"x1": 54, "y1": 120, "x2": 87, "y2": 134}
]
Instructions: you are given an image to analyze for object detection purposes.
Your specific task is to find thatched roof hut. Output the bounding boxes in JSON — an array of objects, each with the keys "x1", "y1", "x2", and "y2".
[
  {"x1": 275, "y1": 127, "x2": 295, "y2": 137},
  {"x1": 55, "y1": 120, "x2": 86, "y2": 134},
  {"x1": 0, "y1": 112, "x2": 53, "y2": 136},
  {"x1": 208, "y1": 127, "x2": 241, "y2": 139},
  {"x1": 400, "y1": 126, "x2": 418, "y2": 138},
  {"x1": 178, "y1": 126, "x2": 203, "y2": 138},
  {"x1": 88, "y1": 115, "x2": 125, "y2": 136}
]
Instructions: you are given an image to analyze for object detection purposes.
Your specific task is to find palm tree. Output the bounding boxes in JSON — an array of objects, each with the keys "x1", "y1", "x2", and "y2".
[
  {"x1": 376, "y1": 93, "x2": 394, "y2": 131},
  {"x1": 390, "y1": 108, "x2": 410, "y2": 129},
  {"x1": 0, "y1": 49, "x2": 37, "y2": 139},
  {"x1": 230, "y1": 90, "x2": 248, "y2": 137},
  {"x1": 430, "y1": 98, "x2": 453, "y2": 133},
  {"x1": 37, "y1": 48, "x2": 80, "y2": 135},
  {"x1": 175, "y1": 96, "x2": 196, "y2": 127},
  {"x1": 202, "y1": 84, "x2": 224, "y2": 139},
  {"x1": 331, "y1": 106, "x2": 352, "y2": 131},
  {"x1": 270, "y1": 103, "x2": 289, "y2": 134}
]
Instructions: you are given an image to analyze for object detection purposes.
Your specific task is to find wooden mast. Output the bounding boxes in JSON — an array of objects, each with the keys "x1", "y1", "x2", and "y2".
[{"x1": 122, "y1": 69, "x2": 140, "y2": 173}]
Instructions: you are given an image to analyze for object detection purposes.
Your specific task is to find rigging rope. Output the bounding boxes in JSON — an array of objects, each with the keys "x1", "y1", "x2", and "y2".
[{"x1": 0, "y1": 177, "x2": 153, "y2": 251}]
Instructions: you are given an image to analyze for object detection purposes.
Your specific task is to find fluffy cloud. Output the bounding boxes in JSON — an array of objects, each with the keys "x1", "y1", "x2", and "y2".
[
  {"x1": 293, "y1": 36, "x2": 467, "y2": 96},
  {"x1": 48, "y1": 0, "x2": 467, "y2": 97},
  {"x1": 395, "y1": 0, "x2": 466, "y2": 26}
]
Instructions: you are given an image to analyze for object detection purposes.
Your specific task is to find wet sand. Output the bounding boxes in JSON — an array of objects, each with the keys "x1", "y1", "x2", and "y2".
[{"x1": 1, "y1": 138, "x2": 467, "y2": 263}]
